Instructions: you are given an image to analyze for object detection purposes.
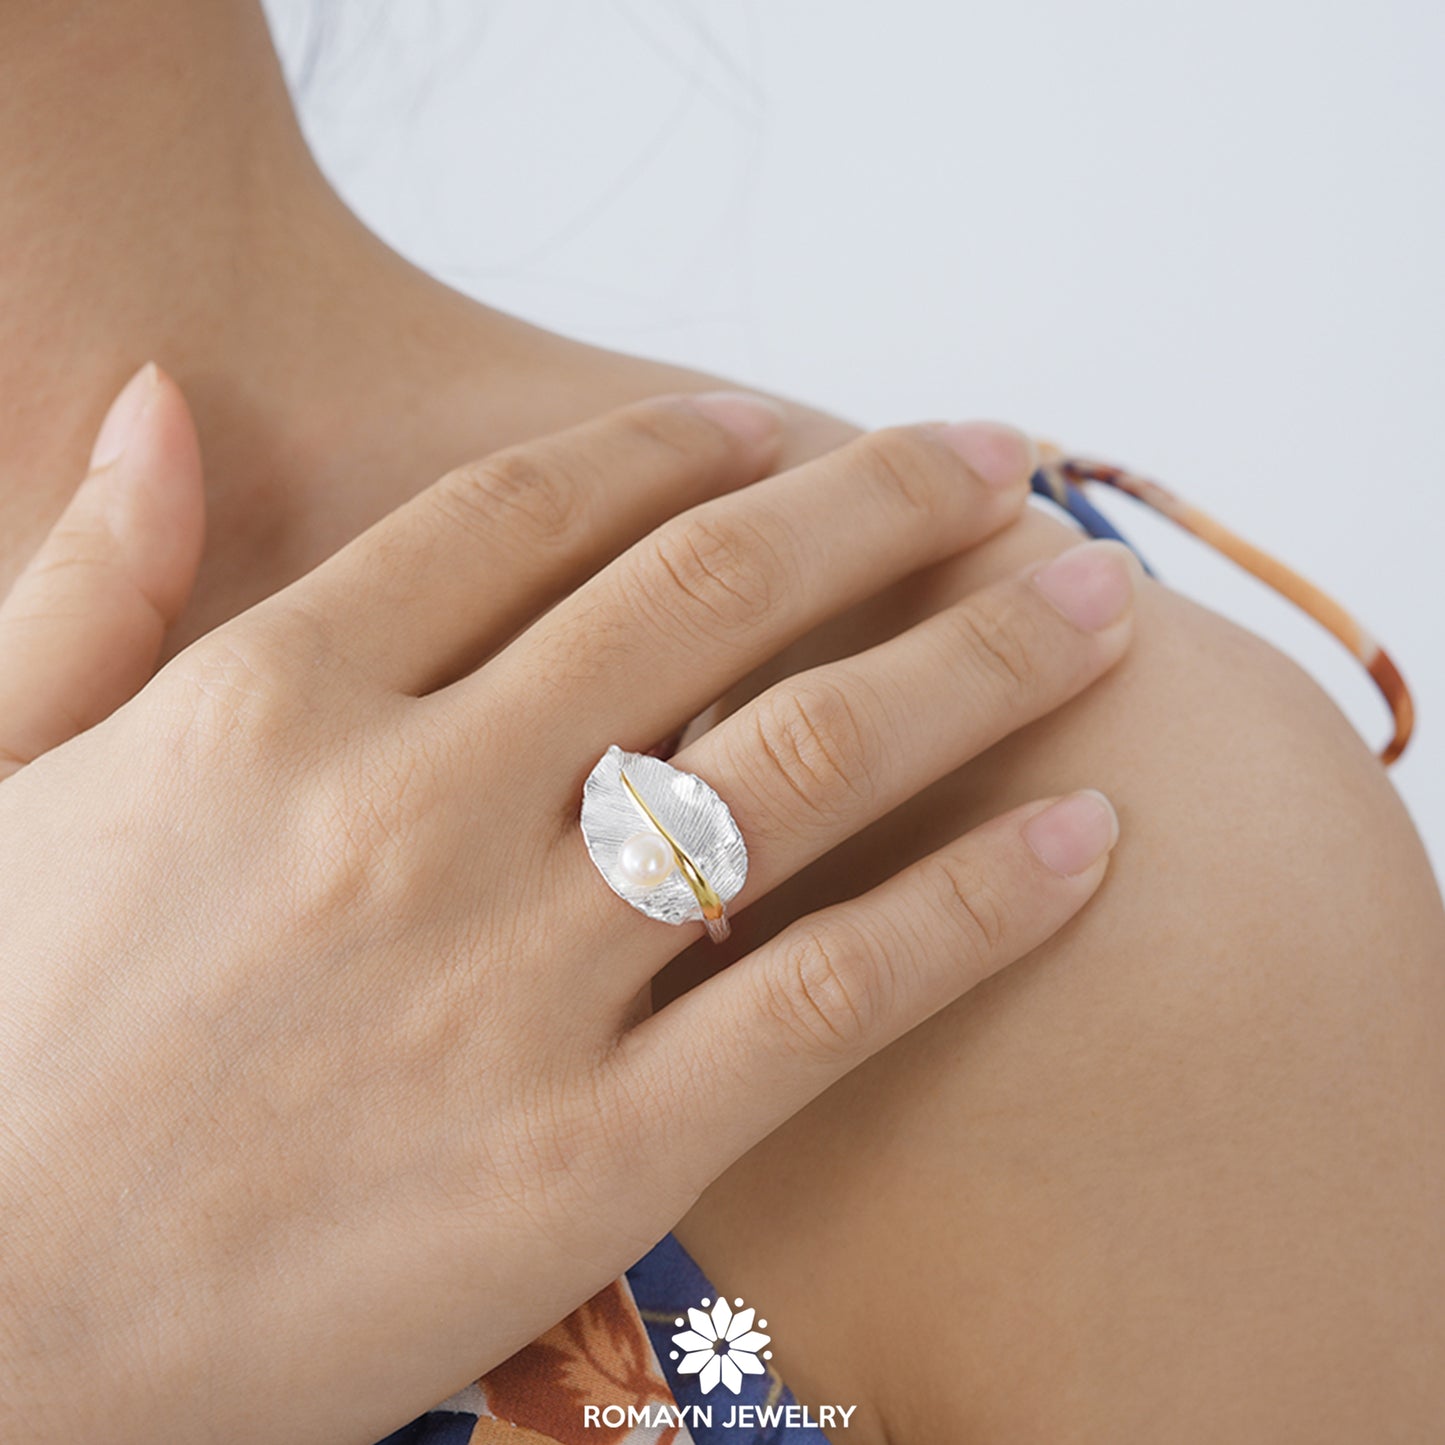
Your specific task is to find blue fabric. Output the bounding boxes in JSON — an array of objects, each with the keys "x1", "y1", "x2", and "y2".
[
  {"x1": 1030, "y1": 470, "x2": 1156, "y2": 575},
  {"x1": 373, "y1": 1411, "x2": 478, "y2": 1444}
]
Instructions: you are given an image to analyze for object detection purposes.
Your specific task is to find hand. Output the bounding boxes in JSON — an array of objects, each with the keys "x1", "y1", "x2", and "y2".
[{"x1": 0, "y1": 366, "x2": 1137, "y2": 1445}]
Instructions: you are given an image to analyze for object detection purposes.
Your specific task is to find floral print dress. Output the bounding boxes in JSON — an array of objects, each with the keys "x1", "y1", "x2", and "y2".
[{"x1": 377, "y1": 1236, "x2": 826, "y2": 1445}]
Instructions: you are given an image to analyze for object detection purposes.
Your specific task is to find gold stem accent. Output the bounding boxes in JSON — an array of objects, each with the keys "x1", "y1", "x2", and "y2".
[{"x1": 618, "y1": 768, "x2": 726, "y2": 922}]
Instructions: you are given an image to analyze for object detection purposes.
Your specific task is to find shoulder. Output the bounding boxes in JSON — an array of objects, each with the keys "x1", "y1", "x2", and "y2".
[{"x1": 678, "y1": 503, "x2": 1445, "y2": 1443}]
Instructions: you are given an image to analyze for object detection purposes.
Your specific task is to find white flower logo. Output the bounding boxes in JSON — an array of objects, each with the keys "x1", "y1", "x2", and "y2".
[{"x1": 668, "y1": 1295, "x2": 773, "y2": 1396}]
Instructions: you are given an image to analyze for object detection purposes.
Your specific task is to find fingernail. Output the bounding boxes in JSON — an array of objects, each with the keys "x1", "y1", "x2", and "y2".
[
  {"x1": 1032, "y1": 541, "x2": 1137, "y2": 631},
  {"x1": 933, "y1": 420, "x2": 1038, "y2": 491},
  {"x1": 1024, "y1": 790, "x2": 1119, "y2": 876},
  {"x1": 89, "y1": 363, "x2": 159, "y2": 471},
  {"x1": 687, "y1": 390, "x2": 787, "y2": 450}
]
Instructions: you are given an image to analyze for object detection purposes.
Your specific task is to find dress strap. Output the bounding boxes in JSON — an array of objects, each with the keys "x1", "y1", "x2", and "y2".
[{"x1": 1031, "y1": 446, "x2": 1414, "y2": 765}]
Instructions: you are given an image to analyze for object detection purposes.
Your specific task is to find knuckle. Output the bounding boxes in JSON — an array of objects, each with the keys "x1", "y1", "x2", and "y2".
[
  {"x1": 852, "y1": 427, "x2": 948, "y2": 519},
  {"x1": 764, "y1": 923, "x2": 885, "y2": 1062},
  {"x1": 441, "y1": 450, "x2": 578, "y2": 547},
  {"x1": 745, "y1": 677, "x2": 878, "y2": 824},
  {"x1": 156, "y1": 605, "x2": 334, "y2": 762},
  {"x1": 922, "y1": 852, "x2": 1011, "y2": 961},
  {"x1": 167, "y1": 627, "x2": 288, "y2": 734},
  {"x1": 636, "y1": 511, "x2": 786, "y2": 638},
  {"x1": 946, "y1": 593, "x2": 1040, "y2": 696},
  {"x1": 609, "y1": 400, "x2": 713, "y2": 467},
  {"x1": 178, "y1": 635, "x2": 276, "y2": 716}
]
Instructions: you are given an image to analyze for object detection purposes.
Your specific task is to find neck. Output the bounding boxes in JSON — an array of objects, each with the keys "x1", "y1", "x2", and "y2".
[
  {"x1": 0, "y1": 1, "x2": 328, "y2": 468},
  {"x1": 0, "y1": 0, "x2": 531, "y2": 628}
]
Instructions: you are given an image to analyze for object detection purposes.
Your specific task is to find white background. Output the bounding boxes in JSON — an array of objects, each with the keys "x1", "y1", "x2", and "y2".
[{"x1": 264, "y1": 0, "x2": 1444, "y2": 875}]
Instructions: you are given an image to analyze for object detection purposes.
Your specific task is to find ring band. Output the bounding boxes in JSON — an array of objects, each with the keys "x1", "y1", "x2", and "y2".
[{"x1": 580, "y1": 745, "x2": 748, "y2": 943}]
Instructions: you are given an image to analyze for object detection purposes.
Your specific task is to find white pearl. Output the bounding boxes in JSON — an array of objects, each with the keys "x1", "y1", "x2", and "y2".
[{"x1": 617, "y1": 831, "x2": 674, "y2": 889}]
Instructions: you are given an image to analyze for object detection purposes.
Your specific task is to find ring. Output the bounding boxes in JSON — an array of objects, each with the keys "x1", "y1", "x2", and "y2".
[{"x1": 580, "y1": 745, "x2": 748, "y2": 943}]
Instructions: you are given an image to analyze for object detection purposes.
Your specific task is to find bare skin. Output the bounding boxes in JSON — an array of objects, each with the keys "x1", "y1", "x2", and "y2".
[{"x1": 3, "y1": 3, "x2": 1443, "y2": 1440}]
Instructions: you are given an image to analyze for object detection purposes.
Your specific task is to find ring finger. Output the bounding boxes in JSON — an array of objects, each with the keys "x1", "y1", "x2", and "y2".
[{"x1": 569, "y1": 538, "x2": 1141, "y2": 976}]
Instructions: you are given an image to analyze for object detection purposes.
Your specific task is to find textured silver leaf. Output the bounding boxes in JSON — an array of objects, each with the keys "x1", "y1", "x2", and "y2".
[{"x1": 580, "y1": 745, "x2": 748, "y2": 926}]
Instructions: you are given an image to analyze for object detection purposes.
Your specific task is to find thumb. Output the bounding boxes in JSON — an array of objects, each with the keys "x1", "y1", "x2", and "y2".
[{"x1": 0, "y1": 362, "x2": 205, "y2": 782}]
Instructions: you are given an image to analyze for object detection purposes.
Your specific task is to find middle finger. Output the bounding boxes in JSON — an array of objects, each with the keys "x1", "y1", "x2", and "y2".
[
  {"x1": 565, "y1": 539, "x2": 1140, "y2": 980},
  {"x1": 469, "y1": 420, "x2": 1037, "y2": 764}
]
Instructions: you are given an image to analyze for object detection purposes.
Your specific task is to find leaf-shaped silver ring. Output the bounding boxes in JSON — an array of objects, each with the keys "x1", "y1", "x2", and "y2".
[{"x1": 580, "y1": 745, "x2": 748, "y2": 943}]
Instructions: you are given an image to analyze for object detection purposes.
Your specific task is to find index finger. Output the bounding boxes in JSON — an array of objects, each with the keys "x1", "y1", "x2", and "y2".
[{"x1": 292, "y1": 390, "x2": 786, "y2": 696}]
